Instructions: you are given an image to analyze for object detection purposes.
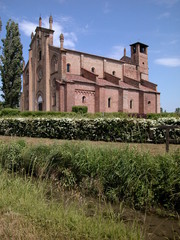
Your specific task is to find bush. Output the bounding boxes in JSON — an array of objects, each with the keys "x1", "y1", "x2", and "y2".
[
  {"x1": 0, "y1": 117, "x2": 179, "y2": 143},
  {"x1": 0, "y1": 108, "x2": 20, "y2": 116},
  {"x1": 72, "y1": 106, "x2": 88, "y2": 114}
]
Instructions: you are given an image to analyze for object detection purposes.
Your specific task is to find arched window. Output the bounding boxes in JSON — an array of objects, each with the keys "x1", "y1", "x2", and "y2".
[
  {"x1": 108, "y1": 98, "x2": 111, "y2": 108},
  {"x1": 148, "y1": 101, "x2": 151, "y2": 105},
  {"x1": 82, "y1": 96, "x2": 86, "y2": 103},
  {"x1": 52, "y1": 94, "x2": 56, "y2": 106},
  {"x1": 91, "y1": 67, "x2": 95, "y2": 73},
  {"x1": 67, "y1": 63, "x2": 71, "y2": 73},
  {"x1": 112, "y1": 71, "x2": 116, "y2": 76},
  {"x1": 51, "y1": 55, "x2": 58, "y2": 73},
  {"x1": 38, "y1": 95, "x2": 43, "y2": 111},
  {"x1": 39, "y1": 50, "x2": 42, "y2": 61},
  {"x1": 130, "y1": 99, "x2": 133, "y2": 109}
]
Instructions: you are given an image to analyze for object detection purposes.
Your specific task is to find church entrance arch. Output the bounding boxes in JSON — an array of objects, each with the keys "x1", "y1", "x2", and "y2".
[{"x1": 37, "y1": 95, "x2": 43, "y2": 111}]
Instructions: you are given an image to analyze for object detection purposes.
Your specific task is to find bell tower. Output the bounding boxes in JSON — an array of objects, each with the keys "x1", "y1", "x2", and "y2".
[
  {"x1": 28, "y1": 16, "x2": 55, "y2": 111},
  {"x1": 130, "y1": 42, "x2": 149, "y2": 81}
]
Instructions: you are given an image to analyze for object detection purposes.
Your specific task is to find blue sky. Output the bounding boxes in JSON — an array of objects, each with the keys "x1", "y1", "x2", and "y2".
[{"x1": 0, "y1": 0, "x2": 180, "y2": 112}]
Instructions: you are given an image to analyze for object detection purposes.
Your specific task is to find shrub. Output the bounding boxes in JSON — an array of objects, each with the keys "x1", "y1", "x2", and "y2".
[
  {"x1": 72, "y1": 106, "x2": 88, "y2": 114},
  {"x1": 0, "y1": 108, "x2": 20, "y2": 116},
  {"x1": 0, "y1": 117, "x2": 179, "y2": 143}
]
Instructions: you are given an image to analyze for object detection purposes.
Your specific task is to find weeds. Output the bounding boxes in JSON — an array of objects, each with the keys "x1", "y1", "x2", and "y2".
[
  {"x1": 0, "y1": 141, "x2": 179, "y2": 212},
  {"x1": 0, "y1": 167, "x2": 143, "y2": 239}
]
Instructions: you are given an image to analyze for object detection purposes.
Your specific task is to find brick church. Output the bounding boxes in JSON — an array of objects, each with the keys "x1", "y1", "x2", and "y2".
[{"x1": 21, "y1": 16, "x2": 160, "y2": 113}]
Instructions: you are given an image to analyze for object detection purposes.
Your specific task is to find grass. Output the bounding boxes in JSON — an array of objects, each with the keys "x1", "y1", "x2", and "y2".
[
  {"x1": 0, "y1": 139, "x2": 179, "y2": 211},
  {"x1": 0, "y1": 138, "x2": 179, "y2": 239},
  {"x1": 0, "y1": 167, "x2": 143, "y2": 240},
  {"x1": 0, "y1": 135, "x2": 179, "y2": 155}
]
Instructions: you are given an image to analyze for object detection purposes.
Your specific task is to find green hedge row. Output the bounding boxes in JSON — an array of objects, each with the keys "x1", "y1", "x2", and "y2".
[
  {"x1": 0, "y1": 108, "x2": 180, "y2": 119},
  {"x1": 72, "y1": 106, "x2": 88, "y2": 114},
  {"x1": 0, "y1": 117, "x2": 179, "y2": 143}
]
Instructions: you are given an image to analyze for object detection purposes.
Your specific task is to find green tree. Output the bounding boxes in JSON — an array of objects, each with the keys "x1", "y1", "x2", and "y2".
[
  {"x1": 0, "y1": 19, "x2": 23, "y2": 108},
  {"x1": 175, "y1": 107, "x2": 180, "y2": 113}
]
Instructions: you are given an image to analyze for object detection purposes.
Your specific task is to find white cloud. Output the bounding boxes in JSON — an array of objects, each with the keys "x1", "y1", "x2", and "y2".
[
  {"x1": 103, "y1": 1, "x2": 111, "y2": 14},
  {"x1": 0, "y1": 0, "x2": 6, "y2": 11},
  {"x1": 155, "y1": 57, "x2": 180, "y2": 67},
  {"x1": 158, "y1": 12, "x2": 170, "y2": 19},
  {"x1": 56, "y1": 0, "x2": 66, "y2": 3},
  {"x1": 108, "y1": 45, "x2": 128, "y2": 60},
  {"x1": 19, "y1": 16, "x2": 77, "y2": 49},
  {"x1": 19, "y1": 20, "x2": 37, "y2": 36},
  {"x1": 153, "y1": 0, "x2": 179, "y2": 7}
]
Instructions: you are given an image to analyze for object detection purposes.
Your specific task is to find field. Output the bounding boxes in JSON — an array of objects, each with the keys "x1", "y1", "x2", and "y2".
[
  {"x1": 0, "y1": 135, "x2": 179, "y2": 155},
  {"x1": 0, "y1": 135, "x2": 179, "y2": 239}
]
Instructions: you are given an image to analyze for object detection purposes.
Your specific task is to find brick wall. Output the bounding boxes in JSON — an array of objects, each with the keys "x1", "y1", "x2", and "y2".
[
  {"x1": 66, "y1": 52, "x2": 81, "y2": 75},
  {"x1": 104, "y1": 88, "x2": 119, "y2": 112},
  {"x1": 127, "y1": 90, "x2": 139, "y2": 113},
  {"x1": 106, "y1": 59, "x2": 123, "y2": 79},
  {"x1": 124, "y1": 64, "x2": 139, "y2": 80},
  {"x1": 83, "y1": 55, "x2": 104, "y2": 78},
  {"x1": 143, "y1": 92, "x2": 156, "y2": 114}
]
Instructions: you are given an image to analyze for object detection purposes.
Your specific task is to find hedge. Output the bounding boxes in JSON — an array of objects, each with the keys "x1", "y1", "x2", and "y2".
[
  {"x1": 0, "y1": 117, "x2": 179, "y2": 143},
  {"x1": 0, "y1": 108, "x2": 180, "y2": 119},
  {"x1": 72, "y1": 106, "x2": 88, "y2": 114}
]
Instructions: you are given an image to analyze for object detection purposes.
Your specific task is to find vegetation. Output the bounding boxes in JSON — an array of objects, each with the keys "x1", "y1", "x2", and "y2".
[
  {"x1": 0, "y1": 108, "x2": 180, "y2": 119},
  {"x1": 0, "y1": 19, "x2": 23, "y2": 108},
  {"x1": 0, "y1": 140, "x2": 179, "y2": 212},
  {"x1": 0, "y1": 166, "x2": 142, "y2": 240},
  {"x1": 0, "y1": 116, "x2": 179, "y2": 143},
  {"x1": 175, "y1": 107, "x2": 180, "y2": 114},
  {"x1": 72, "y1": 105, "x2": 88, "y2": 114}
]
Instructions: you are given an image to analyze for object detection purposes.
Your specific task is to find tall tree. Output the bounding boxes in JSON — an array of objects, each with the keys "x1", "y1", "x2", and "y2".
[
  {"x1": 175, "y1": 107, "x2": 180, "y2": 113},
  {"x1": 0, "y1": 19, "x2": 23, "y2": 108}
]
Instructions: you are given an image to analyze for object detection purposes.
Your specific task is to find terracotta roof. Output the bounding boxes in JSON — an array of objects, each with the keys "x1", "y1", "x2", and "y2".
[
  {"x1": 65, "y1": 74, "x2": 157, "y2": 92},
  {"x1": 66, "y1": 74, "x2": 95, "y2": 84},
  {"x1": 120, "y1": 56, "x2": 132, "y2": 64}
]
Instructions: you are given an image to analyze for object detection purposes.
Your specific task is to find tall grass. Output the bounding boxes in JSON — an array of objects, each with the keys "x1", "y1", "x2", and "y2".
[
  {"x1": 0, "y1": 165, "x2": 143, "y2": 239},
  {"x1": 0, "y1": 140, "x2": 179, "y2": 211}
]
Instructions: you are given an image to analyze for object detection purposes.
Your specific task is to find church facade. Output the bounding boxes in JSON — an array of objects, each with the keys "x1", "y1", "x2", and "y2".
[{"x1": 22, "y1": 16, "x2": 160, "y2": 114}]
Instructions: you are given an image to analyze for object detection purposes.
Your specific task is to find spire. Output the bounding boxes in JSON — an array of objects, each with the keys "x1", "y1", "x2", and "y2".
[
  {"x1": 124, "y1": 48, "x2": 126, "y2": 56},
  {"x1": 39, "y1": 16, "x2": 42, "y2": 27},
  {"x1": 49, "y1": 15, "x2": 53, "y2": 30},
  {"x1": 60, "y1": 33, "x2": 64, "y2": 50},
  {"x1": 31, "y1": 32, "x2": 34, "y2": 40}
]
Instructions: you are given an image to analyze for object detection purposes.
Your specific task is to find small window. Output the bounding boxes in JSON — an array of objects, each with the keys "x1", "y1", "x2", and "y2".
[
  {"x1": 112, "y1": 71, "x2": 116, "y2": 76},
  {"x1": 82, "y1": 96, "x2": 86, "y2": 103},
  {"x1": 91, "y1": 67, "x2": 95, "y2": 73},
  {"x1": 39, "y1": 50, "x2": 42, "y2": 61},
  {"x1": 140, "y1": 46, "x2": 145, "y2": 53},
  {"x1": 108, "y1": 98, "x2": 111, "y2": 108},
  {"x1": 133, "y1": 46, "x2": 136, "y2": 53},
  {"x1": 130, "y1": 99, "x2": 133, "y2": 109},
  {"x1": 67, "y1": 63, "x2": 70, "y2": 73},
  {"x1": 148, "y1": 101, "x2": 151, "y2": 105}
]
